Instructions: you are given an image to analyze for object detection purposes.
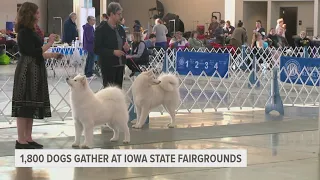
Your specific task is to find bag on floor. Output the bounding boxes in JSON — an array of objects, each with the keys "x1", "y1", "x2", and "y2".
[{"x1": 0, "y1": 53, "x2": 10, "y2": 65}]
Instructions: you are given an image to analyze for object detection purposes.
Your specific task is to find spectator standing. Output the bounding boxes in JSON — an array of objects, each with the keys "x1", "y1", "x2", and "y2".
[
  {"x1": 276, "y1": 18, "x2": 286, "y2": 38},
  {"x1": 62, "y1": 12, "x2": 78, "y2": 44},
  {"x1": 254, "y1": 20, "x2": 266, "y2": 38},
  {"x1": 133, "y1": 20, "x2": 142, "y2": 32},
  {"x1": 94, "y1": 2, "x2": 130, "y2": 88},
  {"x1": 230, "y1": 20, "x2": 247, "y2": 49},
  {"x1": 83, "y1": 16, "x2": 96, "y2": 79},
  {"x1": 208, "y1": 16, "x2": 219, "y2": 38},
  {"x1": 214, "y1": 20, "x2": 226, "y2": 45},
  {"x1": 152, "y1": 18, "x2": 168, "y2": 49}
]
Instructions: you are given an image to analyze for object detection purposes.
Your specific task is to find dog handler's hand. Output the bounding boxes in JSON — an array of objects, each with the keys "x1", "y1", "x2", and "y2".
[
  {"x1": 123, "y1": 42, "x2": 130, "y2": 52},
  {"x1": 114, "y1": 50, "x2": 125, "y2": 57}
]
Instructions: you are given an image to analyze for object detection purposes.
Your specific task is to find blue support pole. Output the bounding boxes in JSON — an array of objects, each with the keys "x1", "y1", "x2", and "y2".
[
  {"x1": 128, "y1": 102, "x2": 149, "y2": 124},
  {"x1": 162, "y1": 49, "x2": 168, "y2": 73},
  {"x1": 248, "y1": 55, "x2": 260, "y2": 88},
  {"x1": 303, "y1": 46, "x2": 308, "y2": 58},
  {"x1": 241, "y1": 45, "x2": 247, "y2": 71},
  {"x1": 265, "y1": 68, "x2": 284, "y2": 115}
]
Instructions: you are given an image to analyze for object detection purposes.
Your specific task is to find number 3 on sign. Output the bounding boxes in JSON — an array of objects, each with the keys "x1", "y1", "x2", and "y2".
[{"x1": 214, "y1": 62, "x2": 218, "y2": 69}]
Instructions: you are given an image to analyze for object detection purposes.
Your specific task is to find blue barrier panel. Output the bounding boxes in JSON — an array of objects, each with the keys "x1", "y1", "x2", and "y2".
[
  {"x1": 6, "y1": 22, "x2": 14, "y2": 31},
  {"x1": 51, "y1": 47, "x2": 85, "y2": 56},
  {"x1": 280, "y1": 56, "x2": 320, "y2": 86},
  {"x1": 176, "y1": 51, "x2": 230, "y2": 77}
]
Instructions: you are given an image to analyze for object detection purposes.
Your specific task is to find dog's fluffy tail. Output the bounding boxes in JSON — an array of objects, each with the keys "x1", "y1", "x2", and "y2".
[
  {"x1": 96, "y1": 86, "x2": 127, "y2": 103},
  {"x1": 158, "y1": 73, "x2": 180, "y2": 92}
]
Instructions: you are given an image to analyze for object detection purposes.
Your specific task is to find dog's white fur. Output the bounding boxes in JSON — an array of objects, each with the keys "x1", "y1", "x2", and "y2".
[
  {"x1": 67, "y1": 74, "x2": 130, "y2": 148},
  {"x1": 131, "y1": 70, "x2": 180, "y2": 129}
]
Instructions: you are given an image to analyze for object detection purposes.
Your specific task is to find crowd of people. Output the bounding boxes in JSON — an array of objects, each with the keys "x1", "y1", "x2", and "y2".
[{"x1": 208, "y1": 17, "x2": 312, "y2": 51}]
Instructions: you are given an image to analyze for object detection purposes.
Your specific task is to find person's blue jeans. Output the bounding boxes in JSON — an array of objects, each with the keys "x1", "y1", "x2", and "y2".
[
  {"x1": 155, "y1": 42, "x2": 167, "y2": 49},
  {"x1": 85, "y1": 51, "x2": 95, "y2": 77}
]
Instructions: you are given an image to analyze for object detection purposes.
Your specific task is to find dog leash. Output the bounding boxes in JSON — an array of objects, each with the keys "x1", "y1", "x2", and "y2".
[{"x1": 126, "y1": 52, "x2": 143, "y2": 73}]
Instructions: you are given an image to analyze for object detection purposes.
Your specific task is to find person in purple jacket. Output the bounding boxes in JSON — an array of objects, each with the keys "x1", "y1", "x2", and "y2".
[{"x1": 83, "y1": 16, "x2": 96, "y2": 79}]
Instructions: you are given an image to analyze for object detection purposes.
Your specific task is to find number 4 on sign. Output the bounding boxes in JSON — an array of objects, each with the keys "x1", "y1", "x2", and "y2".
[{"x1": 214, "y1": 63, "x2": 218, "y2": 69}]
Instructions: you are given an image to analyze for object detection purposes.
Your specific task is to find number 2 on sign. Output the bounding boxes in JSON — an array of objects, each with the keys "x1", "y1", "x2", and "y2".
[{"x1": 195, "y1": 61, "x2": 199, "y2": 68}]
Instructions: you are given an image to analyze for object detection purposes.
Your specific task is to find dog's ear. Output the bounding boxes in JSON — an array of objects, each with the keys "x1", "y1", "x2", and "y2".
[
  {"x1": 80, "y1": 76, "x2": 87, "y2": 86},
  {"x1": 147, "y1": 70, "x2": 153, "y2": 76}
]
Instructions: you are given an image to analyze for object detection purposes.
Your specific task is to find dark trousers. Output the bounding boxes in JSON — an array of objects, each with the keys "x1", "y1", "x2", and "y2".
[
  {"x1": 126, "y1": 58, "x2": 145, "y2": 72},
  {"x1": 85, "y1": 52, "x2": 95, "y2": 77},
  {"x1": 100, "y1": 64, "x2": 125, "y2": 88}
]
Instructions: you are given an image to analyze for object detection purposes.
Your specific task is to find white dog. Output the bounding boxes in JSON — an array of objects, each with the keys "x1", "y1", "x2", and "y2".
[
  {"x1": 131, "y1": 70, "x2": 180, "y2": 129},
  {"x1": 66, "y1": 74, "x2": 130, "y2": 148}
]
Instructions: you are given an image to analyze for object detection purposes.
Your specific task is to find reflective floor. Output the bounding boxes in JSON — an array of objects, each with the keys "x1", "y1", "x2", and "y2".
[
  {"x1": 0, "y1": 132, "x2": 319, "y2": 180},
  {"x1": 0, "y1": 106, "x2": 319, "y2": 179}
]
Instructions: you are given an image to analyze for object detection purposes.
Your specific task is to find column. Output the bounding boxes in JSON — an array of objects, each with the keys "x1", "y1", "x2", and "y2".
[
  {"x1": 267, "y1": 0, "x2": 272, "y2": 32},
  {"x1": 100, "y1": 0, "x2": 107, "y2": 14},
  {"x1": 225, "y1": 0, "x2": 236, "y2": 26},
  {"x1": 74, "y1": 0, "x2": 94, "y2": 42},
  {"x1": 314, "y1": 0, "x2": 320, "y2": 36}
]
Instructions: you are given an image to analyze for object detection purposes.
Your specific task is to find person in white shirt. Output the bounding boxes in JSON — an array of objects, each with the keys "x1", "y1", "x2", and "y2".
[{"x1": 276, "y1": 18, "x2": 286, "y2": 38}]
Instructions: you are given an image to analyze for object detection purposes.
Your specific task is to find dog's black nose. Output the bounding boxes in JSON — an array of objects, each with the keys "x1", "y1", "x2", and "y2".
[{"x1": 66, "y1": 77, "x2": 69, "y2": 81}]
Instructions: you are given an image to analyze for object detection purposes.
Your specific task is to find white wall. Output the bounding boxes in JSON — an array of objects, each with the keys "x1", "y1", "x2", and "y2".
[
  {"x1": 0, "y1": 0, "x2": 47, "y2": 31},
  {"x1": 119, "y1": 0, "x2": 225, "y2": 32},
  {"x1": 159, "y1": 0, "x2": 225, "y2": 31},
  {"x1": 119, "y1": 0, "x2": 156, "y2": 32},
  {"x1": 243, "y1": 1, "x2": 268, "y2": 43},
  {"x1": 270, "y1": 1, "x2": 314, "y2": 34},
  {"x1": 117, "y1": 0, "x2": 314, "y2": 36}
]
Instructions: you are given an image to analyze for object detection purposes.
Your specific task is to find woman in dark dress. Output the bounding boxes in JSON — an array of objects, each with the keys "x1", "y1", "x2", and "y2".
[{"x1": 12, "y1": 2, "x2": 61, "y2": 149}]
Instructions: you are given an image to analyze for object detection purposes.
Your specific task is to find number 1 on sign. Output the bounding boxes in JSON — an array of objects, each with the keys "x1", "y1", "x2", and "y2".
[{"x1": 186, "y1": 60, "x2": 188, "y2": 67}]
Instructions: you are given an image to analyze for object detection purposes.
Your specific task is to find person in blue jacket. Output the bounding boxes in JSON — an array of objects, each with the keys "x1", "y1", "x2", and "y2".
[
  {"x1": 63, "y1": 12, "x2": 78, "y2": 44},
  {"x1": 83, "y1": 16, "x2": 96, "y2": 79}
]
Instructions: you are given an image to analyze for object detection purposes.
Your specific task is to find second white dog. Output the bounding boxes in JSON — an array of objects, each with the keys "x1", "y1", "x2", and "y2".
[
  {"x1": 67, "y1": 75, "x2": 130, "y2": 149},
  {"x1": 131, "y1": 70, "x2": 180, "y2": 129}
]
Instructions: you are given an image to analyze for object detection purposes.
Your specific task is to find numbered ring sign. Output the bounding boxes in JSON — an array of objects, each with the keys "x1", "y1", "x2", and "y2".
[{"x1": 176, "y1": 51, "x2": 229, "y2": 78}]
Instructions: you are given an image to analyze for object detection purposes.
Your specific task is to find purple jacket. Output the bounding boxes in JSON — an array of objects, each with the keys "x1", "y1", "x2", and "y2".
[{"x1": 82, "y1": 23, "x2": 94, "y2": 53}]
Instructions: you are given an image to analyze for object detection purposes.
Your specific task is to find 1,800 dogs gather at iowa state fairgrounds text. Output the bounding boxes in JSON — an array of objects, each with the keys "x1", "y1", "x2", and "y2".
[
  {"x1": 15, "y1": 149, "x2": 247, "y2": 167},
  {"x1": 19, "y1": 153, "x2": 243, "y2": 164}
]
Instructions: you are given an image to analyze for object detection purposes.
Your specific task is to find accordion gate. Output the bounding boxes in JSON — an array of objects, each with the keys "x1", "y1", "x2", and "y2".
[{"x1": 1, "y1": 46, "x2": 320, "y2": 124}]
